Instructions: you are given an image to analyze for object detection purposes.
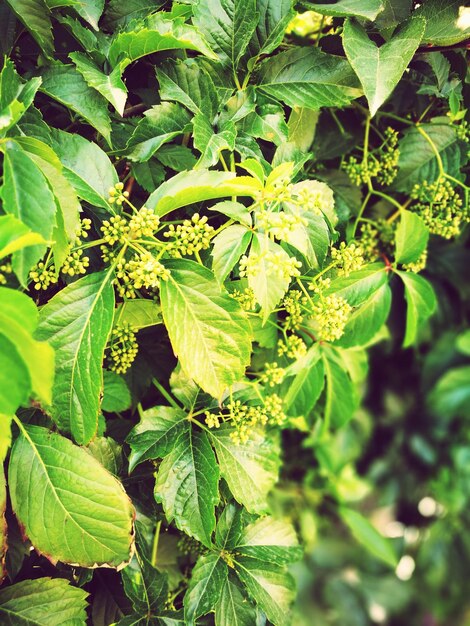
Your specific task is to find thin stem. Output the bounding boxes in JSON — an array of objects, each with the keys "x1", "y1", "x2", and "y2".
[
  {"x1": 151, "y1": 521, "x2": 162, "y2": 567},
  {"x1": 152, "y1": 378, "x2": 181, "y2": 409},
  {"x1": 352, "y1": 190, "x2": 372, "y2": 238},
  {"x1": 416, "y1": 124, "x2": 444, "y2": 176}
]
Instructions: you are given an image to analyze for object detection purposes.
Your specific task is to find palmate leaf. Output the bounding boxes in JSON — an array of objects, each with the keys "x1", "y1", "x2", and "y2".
[
  {"x1": 160, "y1": 260, "x2": 252, "y2": 399},
  {"x1": 122, "y1": 553, "x2": 169, "y2": 616},
  {"x1": 247, "y1": 0, "x2": 295, "y2": 58},
  {"x1": 235, "y1": 516, "x2": 303, "y2": 565},
  {"x1": 257, "y1": 47, "x2": 362, "y2": 110},
  {"x1": 0, "y1": 577, "x2": 88, "y2": 624},
  {"x1": 9, "y1": 425, "x2": 135, "y2": 568},
  {"x1": 215, "y1": 572, "x2": 258, "y2": 626},
  {"x1": 343, "y1": 17, "x2": 425, "y2": 116},
  {"x1": 184, "y1": 552, "x2": 227, "y2": 625},
  {"x1": 209, "y1": 425, "x2": 280, "y2": 514},
  {"x1": 36, "y1": 271, "x2": 115, "y2": 445},
  {"x1": 154, "y1": 427, "x2": 219, "y2": 547}
]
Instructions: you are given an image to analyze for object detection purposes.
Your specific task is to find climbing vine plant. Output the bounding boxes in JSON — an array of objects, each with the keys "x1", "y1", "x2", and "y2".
[{"x1": 0, "y1": 0, "x2": 468, "y2": 624}]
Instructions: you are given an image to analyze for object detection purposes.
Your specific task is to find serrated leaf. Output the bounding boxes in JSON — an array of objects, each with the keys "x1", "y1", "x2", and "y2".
[
  {"x1": 0, "y1": 577, "x2": 88, "y2": 624},
  {"x1": 247, "y1": 0, "x2": 295, "y2": 58},
  {"x1": 215, "y1": 572, "x2": 258, "y2": 626},
  {"x1": 103, "y1": 0, "x2": 165, "y2": 30},
  {"x1": 340, "y1": 507, "x2": 397, "y2": 567},
  {"x1": 304, "y1": 0, "x2": 384, "y2": 20},
  {"x1": 336, "y1": 283, "x2": 392, "y2": 348},
  {"x1": 193, "y1": 0, "x2": 259, "y2": 70},
  {"x1": 0, "y1": 334, "x2": 31, "y2": 415},
  {"x1": 342, "y1": 17, "x2": 425, "y2": 117},
  {"x1": 326, "y1": 263, "x2": 388, "y2": 306},
  {"x1": 115, "y1": 299, "x2": 162, "y2": 330},
  {"x1": 415, "y1": 0, "x2": 470, "y2": 46},
  {"x1": 2, "y1": 141, "x2": 56, "y2": 283},
  {"x1": 127, "y1": 406, "x2": 187, "y2": 472},
  {"x1": 36, "y1": 271, "x2": 115, "y2": 445},
  {"x1": 283, "y1": 346, "x2": 324, "y2": 417},
  {"x1": 5, "y1": 0, "x2": 53, "y2": 57},
  {"x1": 9, "y1": 425, "x2": 135, "y2": 567},
  {"x1": 212, "y1": 225, "x2": 252, "y2": 284},
  {"x1": 109, "y1": 14, "x2": 217, "y2": 67},
  {"x1": 87, "y1": 437, "x2": 123, "y2": 476},
  {"x1": 122, "y1": 553, "x2": 168, "y2": 616},
  {"x1": 160, "y1": 259, "x2": 252, "y2": 398},
  {"x1": 393, "y1": 123, "x2": 463, "y2": 193},
  {"x1": 193, "y1": 113, "x2": 236, "y2": 168},
  {"x1": 156, "y1": 144, "x2": 197, "y2": 171},
  {"x1": 209, "y1": 201, "x2": 252, "y2": 227},
  {"x1": 235, "y1": 556, "x2": 296, "y2": 626},
  {"x1": 286, "y1": 106, "x2": 318, "y2": 153},
  {"x1": 236, "y1": 517, "x2": 302, "y2": 565},
  {"x1": 322, "y1": 348, "x2": 358, "y2": 429},
  {"x1": 71, "y1": 0, "x2": 103, "y2": 30},
  {"x1": 209, "y1": 425, "x2": 280, "y2": 514},
  {"x1": 284, "y1": 210, "x2": 330, "y2": 268},
  {"x1": 257, "y1": 47, "x2": 362, "y2": 110},
  {"x1": 157, "y1": 59, "x2": 218, "y2": 120},
  {"x1": 397, "y1": 271, "x2": 437, "y2": 348},
  {"x1": 0, "y1": 214, "x2": 45, "y2": 260},
  {"x1": 102, "y1": 371, "x2": 131, "y2": 413},
  {"x1": 0, "y1": 60, "x2": 42, "y2": 134},
  {"x1": 154, "y1": 427, "x2": 219, "y2": 546},
  {"x1": 215, "y1": 503, "x2": 244, "y2": 550},
  {"x1": 40, "y1": 64, "x2": 112, "y2": 145},
  {"x1": 395, "y1": 210, "x2": 429, "y2": 265},
  {"x1": 147, "y1": 169, "x2": 261, "y2": 217},
  {"x1": 69, "y1": 52, "x2": 127, "y2": 115},
  {"x1": 125, "y1": 102, "x2": 191, "y2": 162},
  {"x1": 184, "y1": 553, "x2": 227, "y2": 625},
  {"x1": 51, "y1": 129, "x2": 118, "y2": 209}
]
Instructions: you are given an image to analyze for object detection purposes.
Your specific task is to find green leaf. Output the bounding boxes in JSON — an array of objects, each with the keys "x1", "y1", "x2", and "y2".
[
  {"x1": 9, "y1": 424, "x2": 135, "y2": 567},
  {"x1": 160, "y1": 259, "x2": 252, "y2": 398},
  {"x1": 456, "y1": 330, "x2": 470, "y2": 357},
  {"x1": 40, "y1": 64, "x2": 112, "y2": 145},
  {"x1": 0, "y1": 214, "x2": 45, "y2": 260},
  {"x1": 0, "y1": 60, "x2": 42, "y2": 134},
  {"x1": 283, "y1": 210, "x2": 330, "y2": 268},
  {"x1": 132, "y1": 159, "x2": 166, "y2": 191},
  {"x1": 87, "y1": 437, "x2": 123, "y2": 476},
  {"x1": 342, "y1": 17, "x2": 425, "y2": 117},
  {"x1": 236, "y1": 516, "x2": 302, "y2": 565},
  {"x1": 209, "y1": 425, "x2": 280, "y2": 514},
  {"x1": 0, "y1": 469, "x2": 5, "y2": 582},
  {"x1": 0, "y1": 334, "x2": 31, "y2": 414},
  {"x1": 286, "y1": 106, "x2": 319, "y2": 153},
  {"x1": 393, "y1": 123, "x2": 463, "y2": 193},
  {"x1": 5, "y1": 0, "x2": 53, "y2": 57},
  {"x1": 415, "y1": 0, "x2": 470, "y2": 46},
  {"x1": 395, "y1": 210, "x2": 429, "y2": 264},
  {"x1": 115, "y1": 299, "x2": 162, "y2": 330},
  {"x1": 247, "y1": 0, "x2": 295, "y2": 57},
  {"x1": 109, "y1": 14, "x2": 217, "y2": 67},
  {"x1": 339, "y1": 508, "x2": 398, "y2": 567},
  {"x1": 303, "y1": 0, "x2": 384, "y2": 20},
  {"x1": 147, "y1": 169, "x2": 261, "y2": 217},
  {"x1": 215, "y1": 503, "x2": 243, "y2": 550},
  {"x1": 322, "y1": 348, "x2": 358, "y2": 429},
  {"x1": 215, "y1": 573, "x2": 258, "y2": 626},
  {"x1": 247, "y1": 234, "x2": 293, "y2": 318},
  {"x1": 184, "y1": 552, "x2": 227, "y2": 625},
  {"x1": 102, "y1": 370, "x2": 131, "y2": 413},
  {"x1": 257, "y1": 47, "x2": 362, "y2": 110},
  {"x1": 127, "y1": 406, "x2": 187, "y2": 471},
  {"x1": 397, "y1": 271, "x2": 437, "y2": 348},
  {"x1": 156, "y1": 144, "x2": 197, "y2": 171},
  {"x1": 209, "y1": 201, "x2": 253, "y2": 227},
  {"x1": 51, "y1": 129, "x2": 118, "y2": 209},
  {"x1": 103, "y1": 0, "x2": 165, "y2": 30},
  {"x1": 122, "y1": 553, "x2": 168, "y2": 616},
  {"x1": 69, "y1": 52, "x2": 127, "y2": 115},
  {"x1": 337, "y1": 283, "x2": 392, "y2": 348},
  {"x1": 212, "y1": 224, "x2": 252, "y2": 284},
  {"x1": 71, "y1": 0, "x2": 103, "y2": 30},
  {"x1": 0, "y1": 577, "x2": 88, "y2": 624},
  {"x1": 125, "y1": 102, "x2": 191, "y2": 162},
  {"x1": 234, "y1": 557, "x2": 296, "y2": 626},
  {"x1": 0, "y1": 289, "x2": 54, "y2": 406},
  {"x1": 326, "y1": 263, "x2": 388, "y2": 306},
  {"x1": 36, "y1": 271, "x2": 115, "y2": 445},
  {"x1": 193, "y1": 114, "x2": 236, "y2": 168},
  {"x1": 283, "y1": 346, "x2": 325, "y2": 417},
  {"x1": 2, "y1": 141, "x2": 56, "y2": 283},
  {"x1": 154, "y1": 427, "x2": 219, "y2": 546},
  {"x1": 192, "y1": 0, "x2": 259, "y2": 70},
  {"x1": 157, "y1": 58, "x2": 218, "y2": 119},
  {"x1": 0, "y1": 414, "x2": 12, "y2": 465},
  {"x1": 428, "y1": 366, "x2": 470, "y2": 418},
  {"x1": 241, "y1": 107, "x2": 288, "y2": 147}
]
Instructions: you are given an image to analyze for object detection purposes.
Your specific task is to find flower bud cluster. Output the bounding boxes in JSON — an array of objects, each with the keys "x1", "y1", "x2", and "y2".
[
  {"x1": 106, "y1": 323, "x2": 138, "y2": 374},
  {"x1": 260, "y1": 362, "x2": 286, "y2": 387},
  {"x1": 61, "y1": 249, "x2": 90, "y2": 277},
  {"x1": 290, "y1": 180, "x2": 335, "y2": 216},
  {"x1": 108, "y1": 182, "x2": 129, "y2": 206},
  {"x1": 411, "y1": 179, "x2": 467, "y2": 239},
  {"x1": 101, "y1": 215, "x2": 129, "y2": 246},
  {"x1": 343, "y1": 128, "x2": 399, "y2": 187},
  {"x1": 239, "y1": 250, "x2": 301, "y2": 281},
  {"x1": 278, "y1": 334, "x2": 307, "y2": 359},
  {"x1": 359, "y1": 220, "x2": 395, "y2": 262},
  {"x1": 0, "y1": 263, "x2": 12, "y2": 286},
  {"x1": 29, "y1": 261, "x2": 58, "y2": 291},
  {"x1": 128, "y1": 207, "x2": 160, "y2": 238},
  {"x1": 310, "y1": 294, "x2": 351, "y2": 342},
  {"x1": 283, "y1": 290, "x2": 307, "y2": 330},
  {"x1": 230, "y1": 287, "x2": 257, "y2": 311},
  {"x1": 256, "y1": 209, "x2": 307, "y2": 241},
  {"x1": 403, "y1": 249, "x2": 427, "y2": 273},
  {"x1": 331, "y1": 242, "x2": 365, "y2": 276},
  {"x1": 177, "y1": 534, "x2": 202, "y2": 556},
  {"x1": 115, "y1": 253, "x2": 170, "y2": 298},
  {"x1": 163, "y1": 213, "x2": 214, "y2": 257},
  {"x1": 74, "y1": 218, "x2": 92, "y2": 244}
]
